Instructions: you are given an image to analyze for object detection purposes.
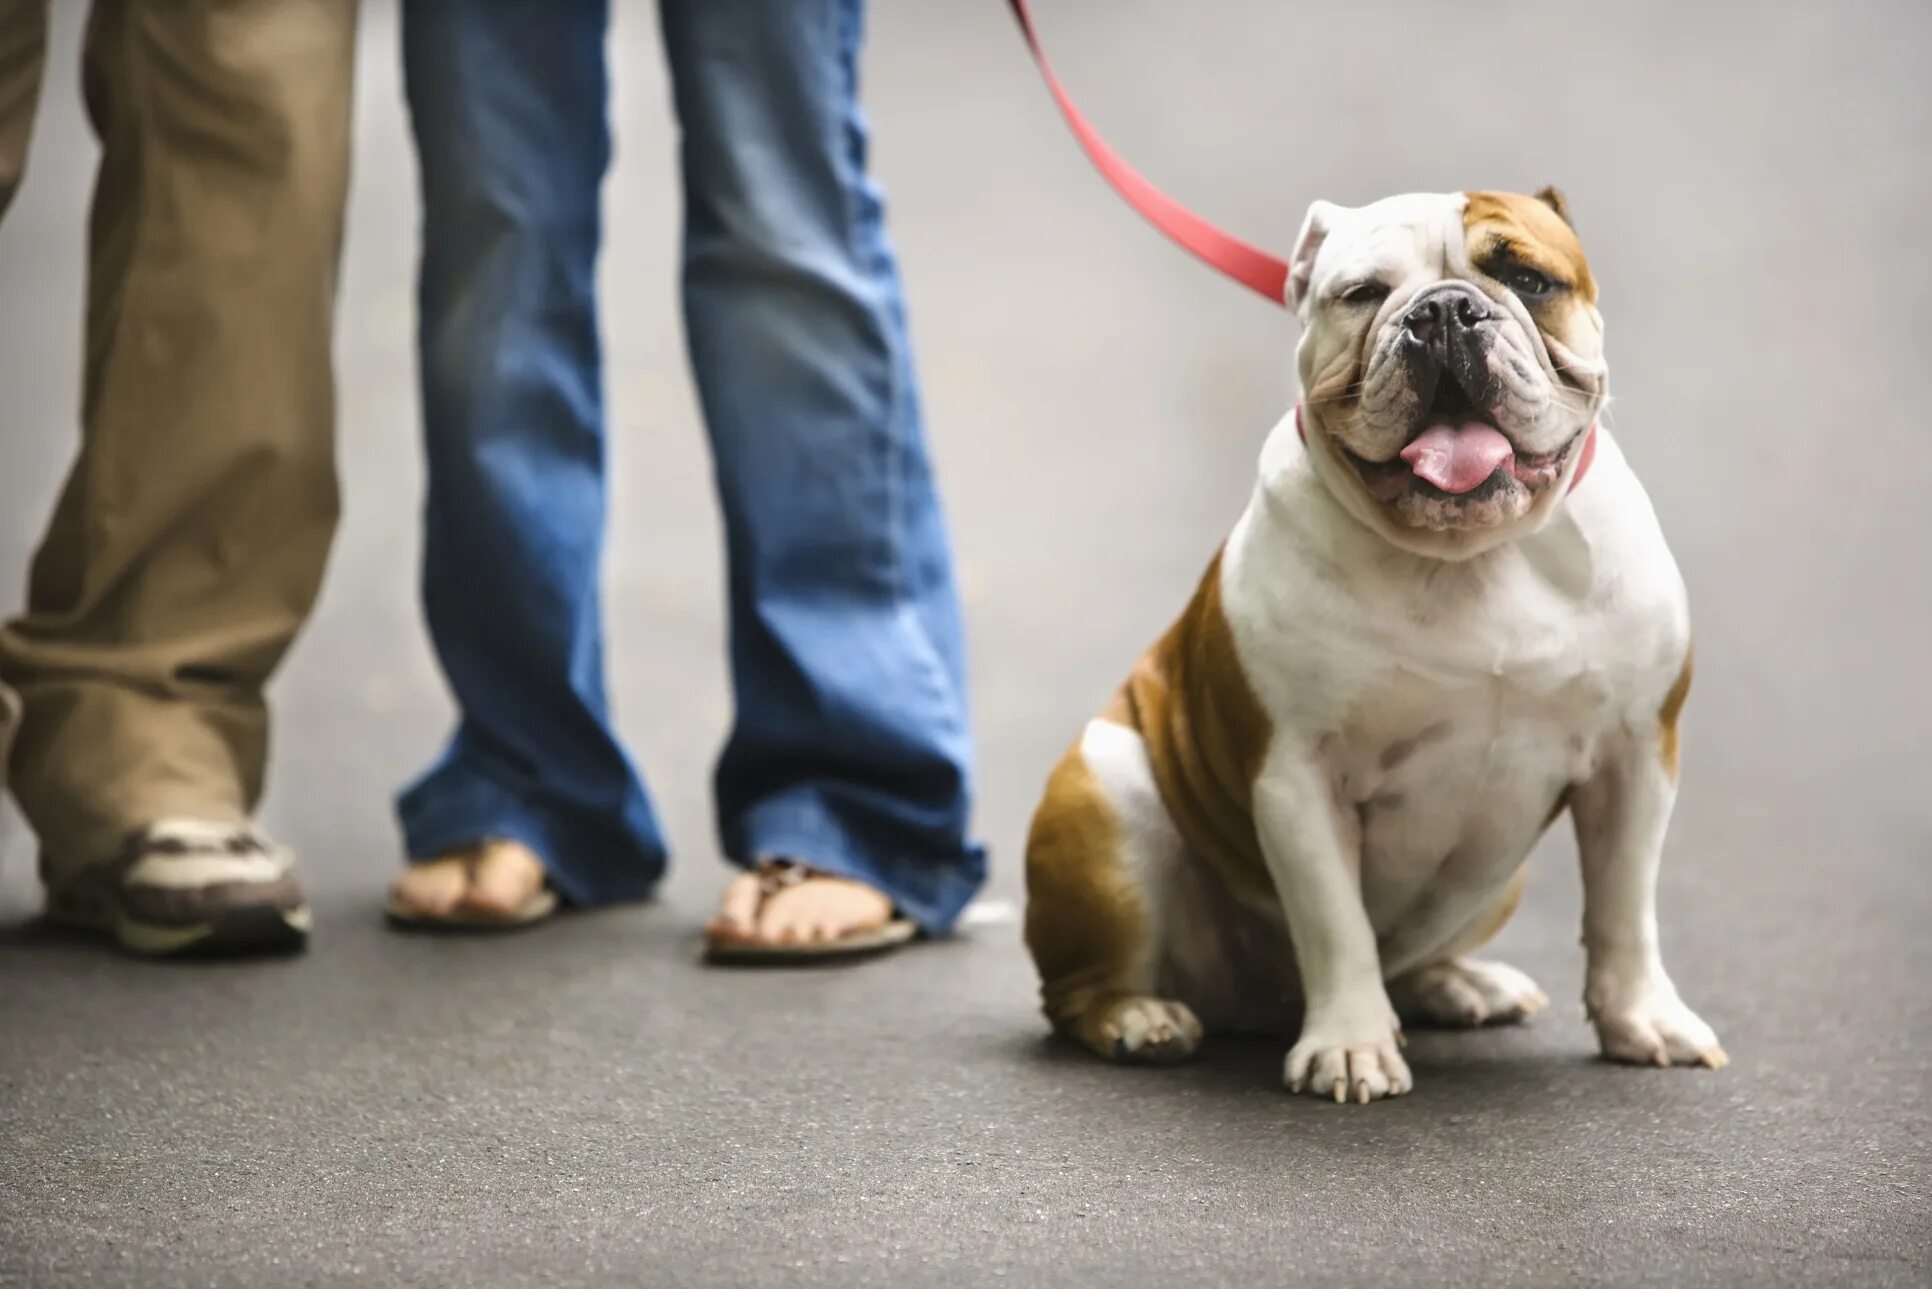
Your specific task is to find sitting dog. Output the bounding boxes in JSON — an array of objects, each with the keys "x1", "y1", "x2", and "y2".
[{"x1": 1023, "y1": 188, "x2": 1724, "y2": 1103}]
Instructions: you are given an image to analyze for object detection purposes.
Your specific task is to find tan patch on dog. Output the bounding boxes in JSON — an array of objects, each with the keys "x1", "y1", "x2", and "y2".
[
  {"x1": 1533, "y1": 185, "x2": 1574, "y2": 227},
  {"x1": 1024, "y1": 551, "x2": 1274, "y2": 1046},
  {"x1": 1463, "y1": 189, "x2": 1598, "y2": 305},
  {"x1": 1024, "y1": 744, "x2": 1149, "y2": 1032},
  {"x1": 1659, "y1": 649, "x2": 1693, "y2": 780},
  {"x1": 1115, "y1": 549, "x2": 1276, "y2": 906}
]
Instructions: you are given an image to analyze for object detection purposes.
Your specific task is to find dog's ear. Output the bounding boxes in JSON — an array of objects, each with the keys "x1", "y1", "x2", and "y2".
[
  {"x1": 1288, "y1": 200, "x2": 1342, "y2": 319},
  {"x1": 1534, "y1": 185, "x2": 1574, "y2": 227}
]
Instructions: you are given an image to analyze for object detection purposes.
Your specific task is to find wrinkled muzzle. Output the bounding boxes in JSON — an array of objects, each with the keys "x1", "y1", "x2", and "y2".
[{"x1": 1330, "y1": 282, "x2": 1594, "y2": 533}]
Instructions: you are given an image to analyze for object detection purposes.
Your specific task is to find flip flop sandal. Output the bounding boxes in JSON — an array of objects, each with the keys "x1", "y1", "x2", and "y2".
[
  {"x1": 702, "y1": 860, "x2": 917, "y2": 965},
  {"x1": 385, "y1": 886, "x2": 558, "y2": 932},
  {"x1": 384, "y1": 850, "x2": 560, "y2": 933}
]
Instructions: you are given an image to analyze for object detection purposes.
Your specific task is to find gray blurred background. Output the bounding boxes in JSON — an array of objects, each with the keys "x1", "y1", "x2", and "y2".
[{"x1": 2, "y1": 2, "x2": 1928, "y2": 1285}]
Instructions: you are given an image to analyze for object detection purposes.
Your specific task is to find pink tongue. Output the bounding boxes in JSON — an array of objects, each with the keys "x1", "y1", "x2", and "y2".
[{"x1": 1399, "y1": 421, "x2": 1515, "y2": 494}]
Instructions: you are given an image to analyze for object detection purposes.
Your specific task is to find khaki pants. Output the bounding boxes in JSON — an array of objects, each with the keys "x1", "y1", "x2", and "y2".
[{"x1": 0, "y1": 0, "x2": 357, "y2": 883}]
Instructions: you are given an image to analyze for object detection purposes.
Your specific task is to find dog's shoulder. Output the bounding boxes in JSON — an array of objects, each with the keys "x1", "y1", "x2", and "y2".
[{"x1": 1531, "y1": 429, "x2": 1690, "y2": 679}]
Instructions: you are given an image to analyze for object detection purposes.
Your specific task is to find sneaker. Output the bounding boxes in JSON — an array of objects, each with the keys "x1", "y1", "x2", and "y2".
[{"x1": 45, "y1": 819, "x2": 311, "y2": 956}]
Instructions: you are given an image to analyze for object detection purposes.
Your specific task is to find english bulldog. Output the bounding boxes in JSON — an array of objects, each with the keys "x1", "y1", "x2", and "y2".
[{"x1": 1023, "y1": 188, "x2": 1725, "y2": 1102}]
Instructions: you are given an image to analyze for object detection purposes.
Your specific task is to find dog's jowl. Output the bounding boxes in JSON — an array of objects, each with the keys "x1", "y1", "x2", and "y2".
[{"x1": 1023, "y1": 189, "x2": 1724, "y2": 1104}]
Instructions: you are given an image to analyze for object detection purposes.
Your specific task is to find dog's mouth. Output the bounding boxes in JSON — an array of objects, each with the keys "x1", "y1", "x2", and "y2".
[{"x1": 1341, "y1": 377, "x2": 1572, "y2": 507}]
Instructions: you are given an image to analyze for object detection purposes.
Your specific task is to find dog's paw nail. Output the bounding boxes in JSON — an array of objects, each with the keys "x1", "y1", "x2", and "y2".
[{"x1": 1090, "y1": 997, "x2": 1202, "y2": 1064}]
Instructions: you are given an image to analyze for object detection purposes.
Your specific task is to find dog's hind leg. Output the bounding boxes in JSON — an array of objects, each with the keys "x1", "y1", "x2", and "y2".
[
  {"x1": 1024, "y1": 715, "x2": 1201, "y2": 1064},
  {"x1": 1386, "y1": 870, "x2": 1550, "y2": 1028}
]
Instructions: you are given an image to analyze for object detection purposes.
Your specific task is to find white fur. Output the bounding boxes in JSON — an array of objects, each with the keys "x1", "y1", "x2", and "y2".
[{"x1": 1223, "y1": 195, "x2": 1715, "y2": 1099}]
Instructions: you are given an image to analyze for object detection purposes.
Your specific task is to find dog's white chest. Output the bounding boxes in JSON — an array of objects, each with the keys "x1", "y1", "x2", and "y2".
[
  {"x1": 1224, "y1": 445, "x2": 1688, "y2": 966},
  {"x1": 1333, "y1": 665, "x2": 1596, "y2": 937}
]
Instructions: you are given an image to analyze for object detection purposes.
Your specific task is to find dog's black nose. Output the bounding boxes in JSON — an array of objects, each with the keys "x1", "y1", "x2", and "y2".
[
  {"x1": 1402, "y1": 287, "x2": 1493, "y2": 350},
  {"x1": 1452, "y1": 292, "x2": 1492, "y2": 328},
  {"x1": 1403, "y1": 296, "x2": 1444, "y2": 346}
]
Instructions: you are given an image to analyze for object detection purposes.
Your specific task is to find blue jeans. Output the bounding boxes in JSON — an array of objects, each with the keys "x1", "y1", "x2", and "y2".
[{"x1": 396, "y1": 0, "x2": 985, "y2": 931}]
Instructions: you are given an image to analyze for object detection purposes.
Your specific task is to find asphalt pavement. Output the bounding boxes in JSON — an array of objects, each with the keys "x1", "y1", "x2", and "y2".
[{"x1": 2, "y1": 2, "x2": 1927, "y2": 1285}]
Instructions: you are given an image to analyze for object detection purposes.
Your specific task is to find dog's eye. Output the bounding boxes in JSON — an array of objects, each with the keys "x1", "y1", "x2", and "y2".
[
  {"x1": 1500, "y1": 266, "x2": 1557, "y2": 298},
  {"x1": 1337, "y1": 281, "x2": 1391, "y2": 307}
]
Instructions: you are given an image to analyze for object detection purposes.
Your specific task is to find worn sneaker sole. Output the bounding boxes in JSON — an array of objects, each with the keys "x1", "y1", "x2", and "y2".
[
  {"x1": 116, "y1": 902, "x2": 311, "y2": 957},
  {"x1": 46, "y1": 892, "x2": 311, "y2": 958}
]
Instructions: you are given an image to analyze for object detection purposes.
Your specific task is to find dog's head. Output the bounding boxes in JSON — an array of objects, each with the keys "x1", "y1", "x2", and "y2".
[{"x1": 1287, "y1": 189, "x2": 1607, "y2": 559}]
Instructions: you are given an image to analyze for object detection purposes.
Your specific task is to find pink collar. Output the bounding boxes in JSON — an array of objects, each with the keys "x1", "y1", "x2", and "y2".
[{"x1": 1293, "y1": 403, "x2": 1598, "y2": 495}]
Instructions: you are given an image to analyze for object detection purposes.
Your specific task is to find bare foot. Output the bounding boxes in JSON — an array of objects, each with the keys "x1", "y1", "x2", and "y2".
[
  {"x1": 389, "y1": 839, "x2": 550, "y2": 924},
  {"x1": 705, "y1": 860, "x2": 895, "y2": 949}
]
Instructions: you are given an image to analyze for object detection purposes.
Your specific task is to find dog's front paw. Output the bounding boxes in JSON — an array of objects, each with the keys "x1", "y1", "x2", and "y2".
[
  {"x1": 1285, "y1": 1013, "x2": 1412, "y2": 1103},
  {"x1": 1588, "y1": 975, "x2": 1727, "y2": 1069}
]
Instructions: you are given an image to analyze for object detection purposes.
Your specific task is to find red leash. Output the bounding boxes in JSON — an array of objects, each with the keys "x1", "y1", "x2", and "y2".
[
  {"x1": 1008, "y1": 0, "x2": 1596, "y2": 489},
  {"x1": 1004, "y1": 0, "x2": 1290, "y2": 307}
]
